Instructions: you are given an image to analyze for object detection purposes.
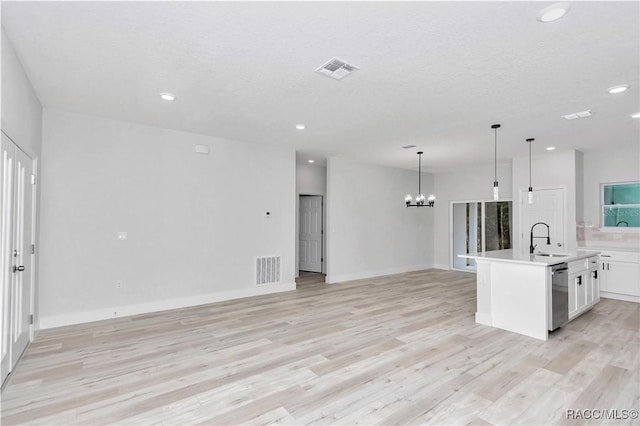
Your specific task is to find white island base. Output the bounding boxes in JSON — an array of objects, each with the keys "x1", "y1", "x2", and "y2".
[
  {"x1": 474, "y1": 260, "x2": 551, "y2": 340},
  {"x1": 461, "y1": 249, "x2": 599, "y2": 341}
]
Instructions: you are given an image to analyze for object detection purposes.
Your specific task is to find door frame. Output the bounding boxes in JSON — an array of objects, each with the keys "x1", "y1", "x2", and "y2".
[
  {"x1": 29, "y1": 157, "x2": 37, "y2": 342},
  {"x1": 1, "y1": 131, "x2": 37, "y2": 389},
  {"x1": 297, "y1": 194, "x2": 325, "y2": 275}
]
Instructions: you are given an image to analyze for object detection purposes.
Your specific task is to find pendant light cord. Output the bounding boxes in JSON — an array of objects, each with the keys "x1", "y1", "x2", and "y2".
[
  {"x1": 491, "y1": 124, "x2": 500, "y2": 187},
  {"x1": 529, "y1": 140, "x2": 531, "y2": 188},
  {"x1": 418, "y1": 152, "x2": 422, "y2": 195},
  {"x1": 526, "y1": 138, "x2": 535, "y2": 190},
  {"x1": 494, "y1": 128, "x2": 498, "y2": 183}
]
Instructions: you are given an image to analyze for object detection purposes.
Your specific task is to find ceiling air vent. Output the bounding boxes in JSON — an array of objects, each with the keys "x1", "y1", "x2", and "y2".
[
  {"x1": 315, "y1": 57, "x2": 359, "y2": 80},
  {"x1": 562, "y1": 110, "x2": 592, "y2": 120}
]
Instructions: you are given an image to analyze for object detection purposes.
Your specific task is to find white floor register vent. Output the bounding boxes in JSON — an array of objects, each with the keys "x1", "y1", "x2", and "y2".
[{"x1": 256, "y1": 256, "x2": 281, "y2": 285}]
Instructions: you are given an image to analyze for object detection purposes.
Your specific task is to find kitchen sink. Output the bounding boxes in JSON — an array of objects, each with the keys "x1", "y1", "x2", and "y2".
[{"x1": 535, "y1": 253, "x2": 568, "y2": 257}]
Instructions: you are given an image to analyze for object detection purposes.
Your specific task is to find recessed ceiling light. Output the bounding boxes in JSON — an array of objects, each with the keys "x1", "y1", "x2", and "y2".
[
  {"x1": 160, "y1": 92, "x2": 175, "y2": 101},
  {"x1": 295, "y1": 124, "x2": 306, "y2": 130},
  {"x1": 608, "y1": 85, "x2": 628, "y2": 94},
  {"x1": 537, "y1": 2, "x2": 570, "y2": 23},
  {"x1": 546, "y1": 146, "x2": 556, "y2": 151},
  {"x1": 632, "y1": 112, "x2": 640, "y2": 118},
  {"x1": 308, "y1": 159, "x2": 315, "y2": 163}
]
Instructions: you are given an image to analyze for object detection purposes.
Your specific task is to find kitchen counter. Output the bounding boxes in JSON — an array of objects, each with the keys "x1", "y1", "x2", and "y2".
[
  {"x1": 579, "y1": 244, "x2": 640, "y2": 253},
  {"x1": 578, "y1": 246, "x2": 640, "y2": 303},
  {"x1": 460, "y1": 249, "x2": 599, "y2": 266},
  {"x1": 459, "y1": 249, "x2": 600, "y2": 341}
]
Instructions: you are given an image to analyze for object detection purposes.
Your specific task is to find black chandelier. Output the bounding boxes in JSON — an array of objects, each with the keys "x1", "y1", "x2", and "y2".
[{"x1": 404, "y1": 151, "x2": 435, "y2": 208}]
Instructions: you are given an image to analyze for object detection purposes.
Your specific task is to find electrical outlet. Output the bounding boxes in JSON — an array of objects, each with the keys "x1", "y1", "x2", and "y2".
[
  {"x1": 117, "y1": 232, "x2": 128, "y2": 240},
  {"x1": 116, "y1": 280, "x2": 123, "y2": 289}
]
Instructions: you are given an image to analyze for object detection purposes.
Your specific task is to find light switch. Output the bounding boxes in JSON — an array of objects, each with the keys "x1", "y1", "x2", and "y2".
[{"x1": 117, "y1": 232, "x2": 128, "y2": 240}]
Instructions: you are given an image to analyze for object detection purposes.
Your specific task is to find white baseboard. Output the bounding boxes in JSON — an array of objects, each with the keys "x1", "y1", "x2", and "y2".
[
  {"x1": 326, "y1": 264, "x2": 433, "y2": 284},
  {"x1": 432, "y1": 263, "x2": 451, "y2": 270},
  {"x1": 600, "y1": 291, "x2": 640, "y2": 303},
  {"x1": 475, "y1": 312, "x2": 492, "y2": 326},
  {"x1": 39, "y1": 282, "x2": 297, "y2": 330}
]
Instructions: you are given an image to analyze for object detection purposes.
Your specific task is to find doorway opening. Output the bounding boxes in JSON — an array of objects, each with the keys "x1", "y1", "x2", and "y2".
[{"x1": 299, "y1": 195, "x2": 324, "y2": 276}]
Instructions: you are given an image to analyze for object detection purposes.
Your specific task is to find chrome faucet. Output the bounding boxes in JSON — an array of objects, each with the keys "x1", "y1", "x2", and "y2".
[{"x1": 530, "y1": 222, "x2": 551, "y2": 254}]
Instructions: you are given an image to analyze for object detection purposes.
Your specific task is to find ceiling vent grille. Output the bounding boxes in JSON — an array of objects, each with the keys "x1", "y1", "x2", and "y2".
[
  {"x1": 315, "y1": 57, "x2": 359, "y2": 80},
  {"x1": 562, "y1": 110, "x2": 592, "y2": 120}
]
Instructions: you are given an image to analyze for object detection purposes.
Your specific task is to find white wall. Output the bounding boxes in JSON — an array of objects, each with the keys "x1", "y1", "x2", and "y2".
[
  {"x1": 1, "y1": 27, "x2": 43, "y2": 329},
  {"x1": 582, "y1": 145, "x2": 640, "y2": 227},
  {"x1": 326, "y1": 157, "x2": 434, "y2": 283},
  {"x1": 580, "y1": 145, "x2": 640, "y2": 247},
  {"x1": 295, "y1": 163, "x2": 327, "y2": 275},
  {"x1": 576, "y1": 150, "x2": 584, "y2": 225},
  {"x1": 39, "y1": 109, "x2": 296, "y2": 328},
  {"x1": 296, "y1": 163, "x2": 326, "y2": 196},
  {"x1": 512, "y1": 149, "x2": 580, "y2": 252},
  {"x1": 1, "y1": 28, "x2": 42, "y2": 159},
  {"x1": 433, "y1": 163, "x2": 513, "y2": 269}
]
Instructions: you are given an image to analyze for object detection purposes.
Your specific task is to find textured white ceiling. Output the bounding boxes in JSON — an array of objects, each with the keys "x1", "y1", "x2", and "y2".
[{"x1": 2, "y1": 1, "x2": 638, "y2": 171}]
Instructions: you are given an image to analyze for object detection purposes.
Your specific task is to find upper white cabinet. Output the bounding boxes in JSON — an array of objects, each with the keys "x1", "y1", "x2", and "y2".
[{"x1": 597, "y1": 250, "x2": 640, "y2": 301}]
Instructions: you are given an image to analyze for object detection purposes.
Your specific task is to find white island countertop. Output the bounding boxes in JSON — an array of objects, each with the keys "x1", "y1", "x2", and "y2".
[
  {"x1": 459, "y1": 249, "x2": 599, "y2": 266},
  {"x1": 462, "y1": 248, "x2": 601, "y2": 341}
]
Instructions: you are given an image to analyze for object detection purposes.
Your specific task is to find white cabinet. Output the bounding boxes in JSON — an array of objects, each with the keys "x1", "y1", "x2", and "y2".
[
  {"x1": 598, "y1": 250, "x2": 640, "y2": 301},
  {"x1": 568, "y1": 272, "x2": 577, "y2": 315},
  {"x1": 568, "y1": 272, "x2": 586, "y2": 317},
  {"x1": 587, "y1": 265, "x2": 600, "y2": 305},
  {"x1": 568, "y1": 256, "x2": 599, "y2": 320},
  {"x1": 603, "y1": 262, "x2": 640, "y2": 296}
]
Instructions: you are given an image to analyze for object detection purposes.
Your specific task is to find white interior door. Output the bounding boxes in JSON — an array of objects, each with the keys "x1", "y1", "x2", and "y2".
[
  {"x1": 521, "y1": 188, "x2": 565, "y2": 253},
  {"x1": 1, "y1": 134, "x2": 34, "y2": 387},
  {"x1": 11, "y1": 145, "x2": 34, "y2": 372},
  {"x1": 1, "y1": 134, "x2": 16, "y2": 385},
  {"x1": 299, "y1": 195, "x2": 323, "y2": 273}
]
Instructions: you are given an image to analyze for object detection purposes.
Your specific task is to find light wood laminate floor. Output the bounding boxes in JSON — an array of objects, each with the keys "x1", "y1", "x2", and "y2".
[{"x1": 1, "y1": 269, "x2": 638, "y2": 425}]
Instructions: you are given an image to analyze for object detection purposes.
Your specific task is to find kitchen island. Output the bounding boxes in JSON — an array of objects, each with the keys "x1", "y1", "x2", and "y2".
[{"x1": 459, "y1": 249, "x2": 599, "y2": 340}]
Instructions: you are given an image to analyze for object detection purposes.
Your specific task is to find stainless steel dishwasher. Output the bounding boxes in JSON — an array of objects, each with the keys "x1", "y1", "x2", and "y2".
[{"x1": 550, "y1": 263, "x2": 569, "y2": 331}]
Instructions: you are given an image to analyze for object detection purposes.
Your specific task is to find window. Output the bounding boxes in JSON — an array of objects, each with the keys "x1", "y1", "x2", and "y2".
[
  {"x1": 601, "y1": 181, "x2": 640, "y2": 228},
  {"x1": 451, "y1": 200, "x2": 512, "y2": 270}
]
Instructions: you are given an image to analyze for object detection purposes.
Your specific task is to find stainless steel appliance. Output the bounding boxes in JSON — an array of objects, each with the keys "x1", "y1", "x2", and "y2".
[{"x1": 550, "y1": 263, "x2": 569, "y2": 331}]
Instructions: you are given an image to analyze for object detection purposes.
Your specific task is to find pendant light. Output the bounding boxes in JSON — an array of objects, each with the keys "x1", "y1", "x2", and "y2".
[
  {"x1": 491, "y1": 124, "x2": 501, "y2": 200},
  {"x1": 526, "y1": 138, "x2": 535, "y2": 204},
  {"x1": 405, "y1": 151, "x2": 435, "y2": 208}
]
